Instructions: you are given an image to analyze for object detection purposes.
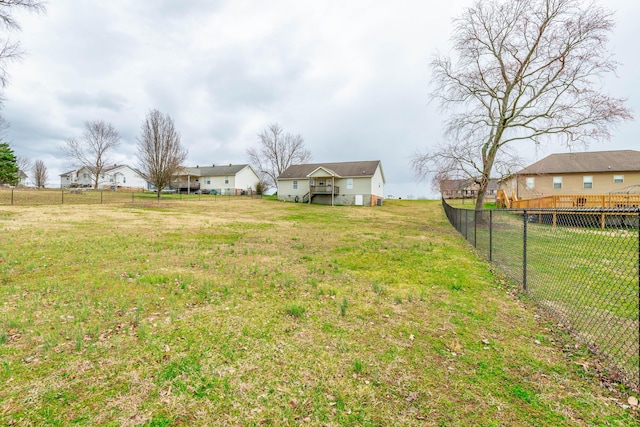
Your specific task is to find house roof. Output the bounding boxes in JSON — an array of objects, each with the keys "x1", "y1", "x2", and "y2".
[
  {"x1": 517, "y1": 150, "x2": 640, "y2": 175},
  {"x1": 278, "y1": 161, "x2": 383, "y2": 181},
  {"x1": 440, "y1": 178, "x2": 499, "y2": 192},
  {"x1": 59, "y1": 164, "x2": 144, "y2": 177},
  {"x1": 182, "y1": 164, "x2": 250, "y2": 177}
]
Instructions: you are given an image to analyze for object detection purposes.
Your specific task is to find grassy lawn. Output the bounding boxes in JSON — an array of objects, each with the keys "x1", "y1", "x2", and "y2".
[{"x1": 1, "y1": 199, "x2": 638, "y2": 426}]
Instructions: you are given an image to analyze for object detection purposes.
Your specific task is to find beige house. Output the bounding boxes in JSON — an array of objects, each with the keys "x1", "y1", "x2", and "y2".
[
  {"x1": 500, "y1": 150, "x2": 640, "y2": 200},
  {"x1": 277, "y1": 160, "x2": 385, "y2": 206}
]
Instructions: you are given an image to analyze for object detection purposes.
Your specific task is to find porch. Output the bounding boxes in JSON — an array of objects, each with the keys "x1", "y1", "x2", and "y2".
[{"x1": 310, "y1": 185, "x2": 340, "y2": 195}]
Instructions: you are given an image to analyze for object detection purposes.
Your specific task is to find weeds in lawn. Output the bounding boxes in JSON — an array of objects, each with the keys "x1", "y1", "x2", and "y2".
[
  {"x1": 285, "y1": 303, "x2": 307, "y2": 318},
  {"x1": 0, "y1": 200, "x2": 637, "y2": 426},
  {"x1": 340, "y1": 297, "x2": 348, "y2": 316}
]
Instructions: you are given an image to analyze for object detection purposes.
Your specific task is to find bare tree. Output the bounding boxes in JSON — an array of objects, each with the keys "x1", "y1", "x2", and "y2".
[
  {"x1": 136, "y1": 109, "x2": 187, "y2": 199},
  {"x1": 0, "y1": 0, "x2": 46, "y2": 91},
  {"x1": 15, "y1": 153, "x2": 29, "y2": 171},
  {"x1": 411, "y1": 0, "x2": 633, "y2": 209},
  {"x1": 63, "y1": 120, "x2": 121, "y2": 189},
  {"x1": 31, "y1": 158, "x2": 47, "y2": 187},
  {"x1": 412, "y1": 142, "x2": 525, "y2": 196},
  {"x1": 247, "y1": 123, "x2": 312, "y2": 191}
]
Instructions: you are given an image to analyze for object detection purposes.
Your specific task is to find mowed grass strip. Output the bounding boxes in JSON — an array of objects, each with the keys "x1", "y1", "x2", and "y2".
[{"x1": 0, "y1": 200, "x2": 637, "y2": 426}]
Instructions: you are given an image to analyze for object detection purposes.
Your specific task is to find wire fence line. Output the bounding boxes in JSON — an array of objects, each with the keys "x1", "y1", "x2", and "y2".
[
  {"x1": 0, "y1": 188, "x2": 263, "y2": 206},
  {"x1": 442, "y1": 199, "x2": 640, "y2": 388}
]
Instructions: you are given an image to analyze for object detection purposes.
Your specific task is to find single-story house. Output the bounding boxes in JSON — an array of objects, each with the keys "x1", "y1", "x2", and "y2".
[
  {"x1": 17, "y1": 170, "x2": 28, "y2": 186},
  {"x1": 440, "y1": 178, "x2": 499, "y2": 199},
  {"x1": 277, "y1": 160, "x2": 385, "y2": 206},
  {"x1": 60, "y1": 165, "x2": 148, "y2": 190},
  {"x1": 500, "y1": 150, "x2": 640, "y2": 200},
  {"x1": 176, "y1": 164, "x2": 260, "y2": 195}
]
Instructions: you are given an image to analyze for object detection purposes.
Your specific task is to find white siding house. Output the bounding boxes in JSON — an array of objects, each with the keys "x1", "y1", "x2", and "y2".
[
  {"x1": 177, "y1": 164, "x2": 260, "y2": 195},
  {"x1": 277, "y1": 160, "x2": 385, "y2": 206},
  {"x1": 60, "y1": 165, "x2": 148, "y2": 190},
  {"x1": 17, "y1": 170, "x2": 29, "y2": 187}
]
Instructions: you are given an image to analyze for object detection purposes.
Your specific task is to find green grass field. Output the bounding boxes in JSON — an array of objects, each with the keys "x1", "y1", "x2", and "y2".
[{"x1": 1, "y1": 199, "x2": 638, "y2": 426}]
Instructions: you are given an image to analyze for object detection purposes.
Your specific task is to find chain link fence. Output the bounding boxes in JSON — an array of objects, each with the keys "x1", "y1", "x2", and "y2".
[{"x1": 442, "y1": 199, "x2": 640, "y2": 388}]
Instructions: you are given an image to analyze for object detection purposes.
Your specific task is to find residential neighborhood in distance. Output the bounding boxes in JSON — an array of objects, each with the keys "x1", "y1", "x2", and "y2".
[{"x1": 58, "y1": 163, "x2": 262, "y2": 195}]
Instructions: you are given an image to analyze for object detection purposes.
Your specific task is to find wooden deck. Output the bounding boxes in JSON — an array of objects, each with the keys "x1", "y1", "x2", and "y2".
[
  {"x1": 495, "y1": 191, "x2": 639, "y2": 229},
  {"x1": 310, "y1": 185, "x2": 340, "y2": 195},
  {"x1": 497, "y1": 190, "x2": 640, "y2": 210}
]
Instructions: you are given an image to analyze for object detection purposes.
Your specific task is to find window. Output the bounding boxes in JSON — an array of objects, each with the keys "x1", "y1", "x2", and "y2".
[
  {"x1": 553, "y1": 176, "x2": 562, "y2": 189},
  {"x1": 613, "y1": 175, "x2": 624, "y2": 184},
  {"x1": 293, "y1": 180, "x2": 298, "y2": 190},
  {"x1": 583, "y1": 176, "x2": 593, "y2": 189},
  {"x1": 224, "y1": 176, "x2": 229, "y2": 184},
  {"x1": 346, "y1": 179, "x2": 353, "y2": 190},
  {"x1": 205, "y1": 177, "x2": 211, "y2": 184},
  {"x1": 525, "y1": 177, "x2": 535, "y2": 190},
  {"x1": 123, "y1": 176, "x2": 126, "y2": 184}
]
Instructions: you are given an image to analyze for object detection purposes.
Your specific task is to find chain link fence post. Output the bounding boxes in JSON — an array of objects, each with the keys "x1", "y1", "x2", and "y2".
[
  {"x1": 523, "y1": 209, "x2": 528, "y2": 291},
  {"x1": 489, "y1": 209, "x2": 493, "y2": 262}
]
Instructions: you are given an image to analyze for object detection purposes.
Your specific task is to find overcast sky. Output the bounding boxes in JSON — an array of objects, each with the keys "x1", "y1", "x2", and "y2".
[{"x1": 2, "y1": 0, "x2": 638, "y2": 197}]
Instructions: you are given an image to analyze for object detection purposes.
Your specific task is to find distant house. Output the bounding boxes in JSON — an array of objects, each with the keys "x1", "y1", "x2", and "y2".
[
  {"x1": 176, "y1": 164, "x2": 260, "y2": 195},
  {"x1": 277, "y1": 160, "x2": 385, "y2": 206},
  {"x1": 500, "y1": 150, "x2": 640, "y2": 200},
  {"x1": 440, "y1": 178, "x2": 499, "y2": 199},
  {"x1": 60, "y1": 165, "x2": 148, "y2": 190},
  {"x1": 17, "y1": 170, "x2": 28, "y2": 186}
]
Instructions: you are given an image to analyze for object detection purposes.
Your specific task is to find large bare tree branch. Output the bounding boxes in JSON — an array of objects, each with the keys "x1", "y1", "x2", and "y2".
[
  {"x1": 414, "y1": 0, "x2": 633, "y2": 209},
  {"x1": 0, "y1": 0, "x2": 46, "y2": 90}
]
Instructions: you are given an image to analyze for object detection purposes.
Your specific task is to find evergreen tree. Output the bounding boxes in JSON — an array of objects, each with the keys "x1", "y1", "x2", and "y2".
[{"x1": 0, "y1": 142, "x2": 19, "y2": 185}]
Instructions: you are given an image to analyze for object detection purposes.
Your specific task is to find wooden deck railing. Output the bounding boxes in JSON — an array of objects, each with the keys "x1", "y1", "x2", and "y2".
[
  {"x1": 509, "y1": 194, "x2": 640, "y2": 209},
  {"x1": 310, "y1": 185, "x2": 340, "y2": 195}
]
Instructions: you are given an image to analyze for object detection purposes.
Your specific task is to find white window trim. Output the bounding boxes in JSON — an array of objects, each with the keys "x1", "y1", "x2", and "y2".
[
  {"x1": 583, "y1": 176, "x2": 593, "y2": 189},
  {"x1": 293, "y1": 180, "x2": 298, "y2": 190},
  {"x1": 553, "y1": 176, "x2": 562, "y2": 189},
  {"x1": 525, "y1": 177, "x2": 535, "y2": 190},
  {"x1": 613, "y1": 175, "x2": 624, "y2": 184}
]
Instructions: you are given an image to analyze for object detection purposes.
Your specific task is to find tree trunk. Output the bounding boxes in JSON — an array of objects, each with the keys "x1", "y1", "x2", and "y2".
[{"x1": 475, "y1": 178, "x2": 487, "y2": 210}]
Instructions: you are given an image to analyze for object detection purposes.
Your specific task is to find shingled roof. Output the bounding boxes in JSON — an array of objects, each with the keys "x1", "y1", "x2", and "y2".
[
  {"x1": 517, "y1": 150, "x2": 640, "y2": 175},
  {"x1": 182, "y1": 164, "x2": 250, "y2": 177},
  {"x1": 278, "y1": 161, "x2": 383, "y2": 180}
]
